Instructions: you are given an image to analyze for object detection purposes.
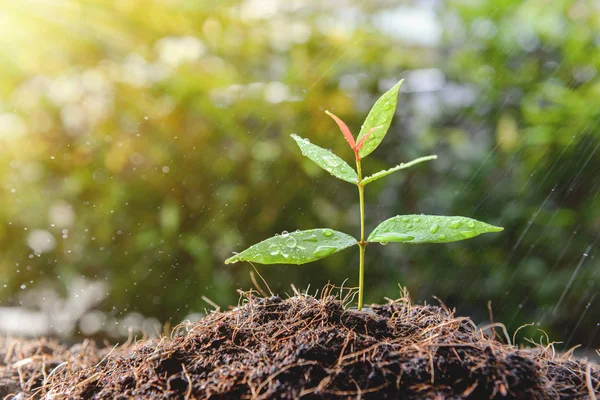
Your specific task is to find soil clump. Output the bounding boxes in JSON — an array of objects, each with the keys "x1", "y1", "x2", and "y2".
[{"x1": 1, "y1": 290, "x2": 598, "y2": 399}]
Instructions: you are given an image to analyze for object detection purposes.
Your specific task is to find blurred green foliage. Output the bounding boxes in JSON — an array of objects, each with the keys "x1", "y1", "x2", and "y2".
[{"x1": 0, "y1": 0, "x2": 598, "y2": 350}]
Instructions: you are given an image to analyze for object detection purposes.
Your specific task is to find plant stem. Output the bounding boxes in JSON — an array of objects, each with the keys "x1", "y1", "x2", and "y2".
[{"x1": 356, "y1": 159, "x2": 366, "y2": 310}]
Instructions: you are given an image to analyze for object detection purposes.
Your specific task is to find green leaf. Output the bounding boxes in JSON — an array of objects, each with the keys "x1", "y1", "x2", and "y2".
[
  {"x1": 356, "y1": 80, "x2": 403, "y2": 158},
  {"x1": 291, "y1": 134, "x2": 359, "y2": 184},
  {"x1": 368, "y1": 215, "x2": 503, "y2": 244},
  {"x1": 225, "y1": 229, "x2": 357, "y2": 265},
  {"x1": 361, "y1": 155, "x2": 437, "y2": 186}
]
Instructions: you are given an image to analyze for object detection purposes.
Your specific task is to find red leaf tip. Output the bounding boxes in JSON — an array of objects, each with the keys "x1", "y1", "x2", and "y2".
[{"x1": 325, "y1": 110, "x2": 356, "y2": 150}]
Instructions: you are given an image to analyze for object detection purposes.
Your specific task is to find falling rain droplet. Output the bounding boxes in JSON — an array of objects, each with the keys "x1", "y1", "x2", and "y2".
[
  {"x1": 430, "y1": 224, "x2": 440, "y2": 234},
  {"x1": 313, "y1": 246, "x2": 336, "y2": 258}
]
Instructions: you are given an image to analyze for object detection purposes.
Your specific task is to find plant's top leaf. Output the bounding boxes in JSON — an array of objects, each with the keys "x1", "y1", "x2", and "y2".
[
  {"x1": 357, "y1": 79, "x2": 403, "y2": 158},
  {"x1": 361, "y1": 155, "x2": 437, "y2": 186},
  {"x1": 368, "y1": 214, "x2": 503, "y2": 244},
  {"x1": 291, "y1": 134, "x2": 359, "y2": 184},
  {"x1": 225, "y1": 229, "x2": 357, "y2": 265}
]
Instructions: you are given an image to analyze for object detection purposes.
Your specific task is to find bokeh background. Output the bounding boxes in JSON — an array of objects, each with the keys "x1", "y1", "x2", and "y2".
[{"x1": 0, "y1": 0, "x2": 599, "y2": 356}]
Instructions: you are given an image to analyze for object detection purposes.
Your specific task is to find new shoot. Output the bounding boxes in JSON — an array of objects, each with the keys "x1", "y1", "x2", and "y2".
[{"x1": 225, "y1": 80, "x2": 503, "y2": 310}]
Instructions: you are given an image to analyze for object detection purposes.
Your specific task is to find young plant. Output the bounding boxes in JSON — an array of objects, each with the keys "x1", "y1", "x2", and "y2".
[{"x1": 225, "y1": 80, "x2": 503, "y2": 310}]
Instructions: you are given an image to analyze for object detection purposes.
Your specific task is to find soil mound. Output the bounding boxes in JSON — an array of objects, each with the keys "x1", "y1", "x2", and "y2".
[{"x1": 2, "y1": 290, "x2": 599, "y2": 399}]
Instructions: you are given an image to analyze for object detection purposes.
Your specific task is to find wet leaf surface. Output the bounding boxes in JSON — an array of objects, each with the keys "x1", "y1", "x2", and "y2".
[
  {"x1": 361, "y1": 155, "x2": 437, "y2": 185},
  {"x1": 225, "y1": 229, "x2": 357, "y2": 265},
  {"x1": 291, "y1": 134, "x2": 358, "y2": 184},
  {"x1": 369, "y1": 214, "x2": 503, "y2": 244},
  {"x1": 356, "y1": 80, "x2": 403, "y2": 158}
]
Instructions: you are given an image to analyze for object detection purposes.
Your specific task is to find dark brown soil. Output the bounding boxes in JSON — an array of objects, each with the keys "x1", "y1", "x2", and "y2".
[{"x1": 1, "y1": 289, "x2": 599, "y2": 399}]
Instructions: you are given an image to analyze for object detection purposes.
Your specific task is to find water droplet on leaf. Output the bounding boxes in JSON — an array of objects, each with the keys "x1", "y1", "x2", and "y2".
[
  {"x1": 304, "y1": 234, "x2": 318, "y2": 242},
  {"x1": 375, "y1": 233, "x2": 414, "y2": 242},
  {"x1": 313, "y1": 246, "x2": 336, "y2": 257},
  {"x1": 323, "y1": 155, "x2": 340, "y2": 169},
  {"x1": 430, "y1": 224, "x2": 440, "y2": 233},
  {"x1": 285, "y1": 237, "x2": 297, "y2": 248},
  {"x1": 322, "y1": 229, "x2": 334, "y2": 237},
  {"x1": 268, "y1": 244, "x2": 280, "y2": 256},
  {"x1": 449, "y1": 220, "x2": 462, "y2": 229}
]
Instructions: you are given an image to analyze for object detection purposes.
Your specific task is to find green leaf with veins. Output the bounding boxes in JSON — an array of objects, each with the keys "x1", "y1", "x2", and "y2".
[
  {"x1": 291, "y1": 134, "x2": 358, "y2": 184},
  {"x1": 361, "y1": 155, "x2": 437, "y2": 185},
  {"x1": 225, "y1": 229, "x2": 357, "y2": 265},
  {"x1": 356, "y1": 80, "x2": 403, "y2": 158},
  {"x1": 368, "y1": 215, "x2": 503, "y2": 244}
]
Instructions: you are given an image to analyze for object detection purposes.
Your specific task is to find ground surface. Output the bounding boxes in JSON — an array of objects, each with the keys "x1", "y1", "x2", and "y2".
[{"x1": 1, "y1": 289, "x2": 599, "y2": 399}]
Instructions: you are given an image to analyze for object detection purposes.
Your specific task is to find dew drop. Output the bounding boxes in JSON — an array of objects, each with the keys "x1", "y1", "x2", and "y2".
[
  {"x1": 323, "y1": 155, "x2": 340, "y2": 169},
  {"x1": 268, "y1": 244, "x2": 280, "y2": 256},
  {"x1": 254, "y1": 254, "x2": 264, "y2": 262},
  {"x1": 313, "y1": 246, "x2": 336, "y2": 257},
  {"x1": 413, "y1": 218, "x2": 421, "y2": 223},
  {"x1": 402, "y1": 218, "x2": 410, "y2": 223},
  {"x1": 430, "y1": 224, "x2": 440, "y2": 234},
  {"x1": 449, "y1": 220, "x2": 462, "y2": 229},
  {"x1": 439, "y1": 234, "x2": 447, "y2": 240},
  {"x1": 285, "y1": 237, "x2": 297, "y2": 248},
  {"x1": 460, "y1": 231, "x2": 475, "y2": 238},
  {"x1": 375, "y1": 233, "x2": 414, "y2": 242},
  {"x1": 322, "y1": 229, "x2": 334, "y2": 237},
  {"x1": 467, "y1": 221, "x2": 475, "y2": 228},
  {"x1": 304, "y1": 234, "x2": 318, "y2": 242},
  {"x1": 281, "y1": 230, "x2": 289, "y2": 238}
]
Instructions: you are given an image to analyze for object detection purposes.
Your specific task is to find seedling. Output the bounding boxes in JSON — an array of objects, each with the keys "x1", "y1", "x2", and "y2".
[{"x1": 226, "y1": 80, "x2": 503, "y2": 310}]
